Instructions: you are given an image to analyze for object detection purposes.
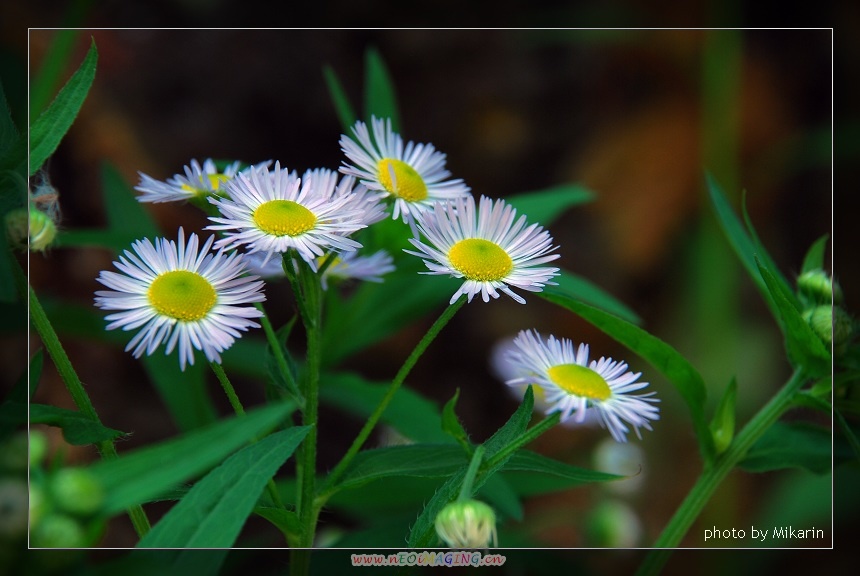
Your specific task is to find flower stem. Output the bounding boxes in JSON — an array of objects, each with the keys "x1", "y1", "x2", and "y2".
[
  {"x1": 210, "y1": 361, "x2": 245, "y2": 416},
  {"x1": 294, "y1": 261, "x2": 323, "y2": 549},
  {"x1": 15, "y1": 258, "x2": 152, "y2": 537},
  {"x1": 323, "y1": 296, "x2": 467, "y2": 492},
  {"x1": 636, "y1": 368, "x2": 807, "y2": 576},
  {"x1": 458, "y1": 445, "x2": 485, "y2": 501}
]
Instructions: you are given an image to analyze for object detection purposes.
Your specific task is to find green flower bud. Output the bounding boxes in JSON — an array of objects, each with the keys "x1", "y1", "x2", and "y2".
[
  {"x1": 31, "y1": 514, "x2": 86, "y2": 548},
  {"x1": 798, "y1": 270, "x2": 842, "y2": 305},
  {"x1": 803, "y1": 305, "x2": 854, "y2": 356},
  {"x1": 4, "y1": 207, "x2": 58, "y2": 252},
  {"x1": 585, "y1": 500, "x2": 642, "y2": 547},
  {"x1": 435, "y1": 499, "x2": 498, "y2": 548},
  {"x1": 49, "y1": 469, "x2": 104, "y2": 516}
]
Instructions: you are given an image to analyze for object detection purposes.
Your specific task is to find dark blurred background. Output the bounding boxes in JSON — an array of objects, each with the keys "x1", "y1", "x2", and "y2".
[{"x1": 1, "y1": 2, "x2": 853, "y2": 575}]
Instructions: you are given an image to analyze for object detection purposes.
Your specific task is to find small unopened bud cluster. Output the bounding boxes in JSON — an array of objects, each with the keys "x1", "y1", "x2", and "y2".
[
  {"x1": 435, "y1": 499, "x2": 498, "y2": 549},
  {"x1": 797, "y1": 269, "x2": 854, "y2": 356}
]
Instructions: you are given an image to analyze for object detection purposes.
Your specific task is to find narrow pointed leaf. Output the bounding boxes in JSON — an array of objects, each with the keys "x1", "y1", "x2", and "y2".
[
  {"x1": 757, "y1": 259, "x2": 831, "y2": 376},
  {"x1": 801, "y1": 234, "x2": 830, "y2": 275},
  {"x1": 138, "y1": 426, "x2": 310, "y2": 548},
  {"x1": 28, "y1": 403, "x2": 126, "y2": 445},
  {"x1": 554, "y1": 270, "x2": 641, "y2": 324},
  {"x1": 323, "y1": 65, "x2": 357, "y2": 131},
  {"x1": 29, "y1": 39, "x2": 97, "y2": 176},
  {"x1": 89, "y1": 401, "x2": 295, "y2": 514},
  {"x1": 364, "y1": 47, "x2": 399, "y2": 131}
]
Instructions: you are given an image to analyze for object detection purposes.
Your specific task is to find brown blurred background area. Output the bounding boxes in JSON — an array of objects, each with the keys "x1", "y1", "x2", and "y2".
[{"x1": 1, "y1": 4, "x2": 852, "y2": 573}]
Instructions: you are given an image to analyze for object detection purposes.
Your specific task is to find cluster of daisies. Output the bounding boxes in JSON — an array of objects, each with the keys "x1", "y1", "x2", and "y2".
[{"x1": 94, "y1": 116, "x2": 658, "y2": 442}]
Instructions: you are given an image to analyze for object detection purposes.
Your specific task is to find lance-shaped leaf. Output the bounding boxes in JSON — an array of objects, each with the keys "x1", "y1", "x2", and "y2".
[
  {"x1": 138, "y1": 426, "x2": 310, "y2": 548},
  {"x1": 28, "y1": 39, "x2": 97, "y2": 176},
  {"x1": 89, "y1": 401, "x2": 294, "y2": 514}
]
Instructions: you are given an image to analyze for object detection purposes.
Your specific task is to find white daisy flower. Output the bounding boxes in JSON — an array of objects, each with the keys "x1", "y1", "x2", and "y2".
[
  {"x1": 505, "y1": 330, "x2": 660, "y2": 442},
  {"x1": 135, "y1": 158, "x2": 270, "y2": 204},
  {"x1": 302, "y1": 167, "x2": 387, "y2": 228},
  {"x1": 243, "y1": 249, "x2": 395, "y2": 290},
  {"x1": 339, "y1": 116, "x2": 471, "y2": 228},
  {"x1": 490, "y1": 336, "x2": 597, "y2": 428},
  {"x1": 94, "y1": 227, "x2": 265, "y2": 371},
  {"x1": 405, "y1": 195, "x2": 560, "y2": 305},
  {"x1": 206, "y1": 162, "x2": 367, "y2": 267}
]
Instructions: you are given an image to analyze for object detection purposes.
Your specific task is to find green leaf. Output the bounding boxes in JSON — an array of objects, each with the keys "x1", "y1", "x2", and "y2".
[
  {"x1": 407, "y1": 387, "x2": 535, "y2": 548},
  {"x1": 320, "y1": 371, "x2": 451, "y2": 444},
  {"x1": 706, "y1": 173, "x2": 785, "y2": 322},
  {"x1": 506, "y1": 184, "x2": 594, "y2": 227},
  {"x1": 538, "y1": 288, "x2": 714, "y2": 461},
  {"x1": 323, "y1": 65, "x2": 357, "y2": 132},
  {"x1": 28, "y1": 39, "x2": 97, "y2": 176},
  {"x1": 554, "y1": 269, "x2": 641, "y2": 324},
  {"x1": 29, "y1": 29, "x2": 82, "y2": 121},
  {"x1": 330, "y1": 444, "x2": 468, "y2": 493},
  {"x1": 88, "y1": 401, "x2": 295, "y2": 514},
  {"x1": 757, "y1": 259, "x2": 831, "y2": 376},
  {"x1": 709, "y1": 378, "x2": 737, "y2": 455},
  {"x1": 504, "y1": 450, "x2": 622, "y2": 485},
  {"x1": 835, "y1": 409, "x2": 860, "y2": 461},
  {"x1": 364, "y1": 47, "x2": 400, "y2": 131},
  {"x1": 254, "y1": 506, "x2": 302, "y2": 540},
  {"x1": 739, "y1": 421, "x2": 842, "y2": 474},
  {"x1": 801, "y1": 234, "x2": 830, "y2": 275},
  {"x1": 28, "y1": 403, "x2": 126, "y2": 445},
  {"x1": 441, "y1": 388, "x2": 470, "y2": 448},
  {"x1": 264, "y1": 316, "x2": 302, "y2": 402},
  {"x1": 138, "y1": 426, "x2": 310, "y2": 548}
]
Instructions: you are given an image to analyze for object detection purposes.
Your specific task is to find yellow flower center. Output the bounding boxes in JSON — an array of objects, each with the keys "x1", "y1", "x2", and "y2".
[
  {"x1": 253, "y1": 200, "x2": 317, "y2": 237},
  {"x1": 448, "y1": 238, "x2": 513, "y2": 281},
  {"x1": 181, "y1": 173, "x2": 232, "y2": 195},
  {"x1": 377, "y1": 158, "x2": 428, "y2": 202},
  {"x1": 147, "y1": 270, "x2": 217, "y2": 321},
  {"x1": 547, "y1": 364, "x2": 611, "y2": 401}
]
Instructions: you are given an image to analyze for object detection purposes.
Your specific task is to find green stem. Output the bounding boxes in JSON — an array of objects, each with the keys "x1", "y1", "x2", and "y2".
[
  {"x1": 295, "y1": 262, "x2": 322, "y2": 549},
  {"x1": 458, "y1": 445, "x2": 485, "y2": 501},
  {"x1": 15, "y1": 258, "x2": 151, "y2": 537},
  {"x1": 323, "y1": 296, "x2": 466, "y2": 491},
  {"x1": 636, "y1": 369, "x2": 807, "y2": 576},
  {"x1": 210, "y1": 361, "x2": 245, "y2": 416}
]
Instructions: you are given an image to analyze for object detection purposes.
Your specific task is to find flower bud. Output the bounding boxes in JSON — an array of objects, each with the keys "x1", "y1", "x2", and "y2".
[
  {"x1": 4, "y1": 207, "x2": 57, "y2": 252},
  {"x1": 797, "y1": 270, "x2": 842, "y2": 305},
  {"x1": 49, "y1": 469, "x2": 104, "y2": 516},
  {"x1": 30, "y1": 513, "x2": 87, "y2": 548},
  {"x1": 585, "y1": 500, "x2": 642, "y2": 547},
  {"x1": 435, "y1": 499, "x2": 498, "y2": 548},
  {"x1": 803, "y1": 305, "x2": 854, "y2": 356}
]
